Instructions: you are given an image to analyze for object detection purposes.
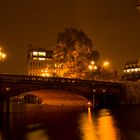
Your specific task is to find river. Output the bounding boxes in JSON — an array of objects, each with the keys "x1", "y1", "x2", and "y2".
[{"x1": 0, "y1": 103, "x2": 140, "y2": 140}]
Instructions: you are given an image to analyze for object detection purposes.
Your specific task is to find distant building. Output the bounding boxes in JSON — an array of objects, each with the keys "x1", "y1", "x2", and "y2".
[
  {"x1": 27, "y1": 45, "x2": 54, "y2": 76},
  {"x1": 122, "y1": 58, "x2": 140, "y2": 81}
]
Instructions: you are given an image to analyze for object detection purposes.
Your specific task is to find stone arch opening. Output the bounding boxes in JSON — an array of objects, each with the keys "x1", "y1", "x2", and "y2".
[{"x1": 11, "y1": 89, "x2": 88, "y2": 106}]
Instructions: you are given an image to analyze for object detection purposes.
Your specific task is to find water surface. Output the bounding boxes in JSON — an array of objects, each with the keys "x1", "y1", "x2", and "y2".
[{"x1": 0, "y1": 104, "x2": 140, "y2": 140}]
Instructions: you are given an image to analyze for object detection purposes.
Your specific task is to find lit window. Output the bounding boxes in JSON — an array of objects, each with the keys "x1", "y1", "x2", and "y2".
[
  {"x1": 135, "y1": 68, "x2": 139, "y2": 72},
  {"x1": 131, "y1": 69, "x2": 134, "y2": 72},
  {"x1": 33, "y1": 57, "x2": 37, "y2": 60},
  {"x1": 127, "y1": 69, "x2": 130, "y2": 73},
  {"x1": 123, "y1": 70, "x2": 126, "y2": 73},
  {"x1": 39, "y1": 52, "x2": 46, "y2": 56},
  {"x1": 33, "y1": 51, "x2": 38, "y2": 56},
  {"x1": 46, "y1": 73, "x2": 50, "y2": 77},
  {"x1": 38, "y1": 57, "x2": 45, "y2": 60},
  {"x1": 42, "y1": 73, "x2": 46, "y2": 77}
]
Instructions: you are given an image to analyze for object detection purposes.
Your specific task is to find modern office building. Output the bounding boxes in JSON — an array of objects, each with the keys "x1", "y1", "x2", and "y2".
[
  {"x1": 123, "y1": 58, "x2": 140, "y2": 80},
  {"x1": 27, "y1": 45, "x2": 54, "y2": 76}
]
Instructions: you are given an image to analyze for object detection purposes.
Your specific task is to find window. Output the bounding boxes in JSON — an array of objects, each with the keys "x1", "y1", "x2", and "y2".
[
  {"x1": 38, "y1": 57, "x2": 46, "y2": 60},
  {"x1": 33, "y1": 57, "x2": 38, "y2": 60},
  {"x1": 33, "y1": 51, "x2": 38, "y2": 56},
  {"x1": 39, "y1": 52, "x2": 46, "y2": 56}
]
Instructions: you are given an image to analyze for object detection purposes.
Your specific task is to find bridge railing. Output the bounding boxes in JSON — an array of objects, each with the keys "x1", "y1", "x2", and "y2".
[
  {"x1": 0, "y1": 74, "x2": 122, "y2": 87},
  {"x1": 0, "y1": 74, "x2": 85, "y2": 84}
]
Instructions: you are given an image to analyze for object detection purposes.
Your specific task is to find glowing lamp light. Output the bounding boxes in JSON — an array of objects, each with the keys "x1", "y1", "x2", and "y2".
[
  {"x1": 91, "y1": 61, "x2": 95, "y2": 65},
  {"x1": 0, "y1": 47, "x2": 7, "y2": 61},
  {"x1": 87, "y1": 101, "x2": 92, "y2": 106},
  {"x1": 88, "y1": 65, "x2": 93, "y2": 70},
  {"x1": 93, "y1": 65, "x2": 97, "y2": 70},
  {"x1": 2, "y1": 53, "x2": 6, "y2": 58},
  {"x1": 103, "y1": 61, "x2": 109, "y2": 67}
]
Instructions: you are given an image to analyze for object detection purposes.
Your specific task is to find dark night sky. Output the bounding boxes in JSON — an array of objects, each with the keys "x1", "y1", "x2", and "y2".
[{"x1": 0, "y1": 0, "x2": 140, "y2": 74}]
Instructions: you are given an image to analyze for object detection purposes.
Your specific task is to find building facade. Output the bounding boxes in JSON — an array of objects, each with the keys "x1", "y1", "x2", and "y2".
[
  {"x1": 122, "y1": 58, "x2": 140, "y2": 81},
  {"x1": 27, "y1": 46, "x2": 54, "y2": 76}
]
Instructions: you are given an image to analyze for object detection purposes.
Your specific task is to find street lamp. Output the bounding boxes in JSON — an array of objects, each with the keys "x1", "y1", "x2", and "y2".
[
  {"x1": 0, "y1": 47, "x2": 6, "y2": 61},
  {"x1": 88, "y1": 61, "x2": 97, "y2": 80},
  {"x1": 103, "y1": 61, "x2": 109, "y2": 67},
  {"x1": 102, "y1": 61, "x2": 109, "y2": 81}
]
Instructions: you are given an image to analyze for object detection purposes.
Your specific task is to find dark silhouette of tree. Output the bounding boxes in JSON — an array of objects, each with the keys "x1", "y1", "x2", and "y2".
[{"x1": 54, "y1": 27, "x2": 100, "y2": 79}]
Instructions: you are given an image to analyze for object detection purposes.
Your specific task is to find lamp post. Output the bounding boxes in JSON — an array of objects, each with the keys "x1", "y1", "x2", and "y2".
[
  {"x1": 102, "y1": 61, "x2": 109, "y2": 81},
  {"x1": 0, "y1": 47, "x2": 6, "y2": 62},
  {"x1": 88, "y1": 61, "x2": 97, "y2": 80},
  {"x1": 92, "y1": 89, "x2": 96, "y2": 108}
]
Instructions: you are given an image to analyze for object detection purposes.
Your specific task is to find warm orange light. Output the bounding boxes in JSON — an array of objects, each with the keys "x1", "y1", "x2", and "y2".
[
  {"x1": 97, "y1": 110, "x2": 118, "y2": 140},
  {"x1": 93, "y1": 65, "x2": 97, "y2": 70},
  {"x1": 79, "y1": 107, "x2": 98, "y2": 140},
  {"x1": 0, "y1": 47, "x2": 7, "y2": 61},
  {"x1": 91, "y1": 61, "x2": 95, "y2": 65},
  {"x1": 87, "y1": 101, "x2": 91, "y2": 105},
  {"x1": 2, "y1": 53, "x2": 6, "y2": 58},
  {"x1": 103, "y1": 61, "x2": 109, "y2": 67},
  {"x1": 88, "y1": 65, "x2": 93, "y2": 70}
]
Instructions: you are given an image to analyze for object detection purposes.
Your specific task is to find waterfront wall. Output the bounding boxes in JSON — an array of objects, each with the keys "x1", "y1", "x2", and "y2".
[{"x1": 124, "y1": 81, "x2": 140, "y2": 104}]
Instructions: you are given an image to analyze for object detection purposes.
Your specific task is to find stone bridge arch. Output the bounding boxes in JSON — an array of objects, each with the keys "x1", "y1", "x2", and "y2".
[
  {"x1": 0, "y1": 74, "x2": 124, "y2": 106},
  {"x1": 15, "y1": 89, "x2": 88, "y2": 106},
  {"x1": 0, "y1": 80, "x2": 92, "y2": 101}
]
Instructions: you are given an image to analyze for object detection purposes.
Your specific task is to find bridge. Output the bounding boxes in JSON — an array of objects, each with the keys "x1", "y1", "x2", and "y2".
[{"x1": 0, "y1": 74, "x2": 124, "y2": 106}]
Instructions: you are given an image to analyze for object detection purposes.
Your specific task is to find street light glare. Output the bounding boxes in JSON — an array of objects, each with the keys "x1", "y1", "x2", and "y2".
[
  {"x1": 0, "y1": 47, "x2": 7, "y2": 61},
  {"x1": 2, "y1": 53, "x2": 6, "y2": 58},
  {"x1": 103, "y1": 61, "x2": 109, "y2": 67},
  {"x1": 88, "y1": 65, "x2": 93, "y2": 70},
  {"x1": 91, "y1": 61, "x2": 95, "y2": 65},
  {"x1": 93, "y1": 65, "x2": 97, "y2": 70}
]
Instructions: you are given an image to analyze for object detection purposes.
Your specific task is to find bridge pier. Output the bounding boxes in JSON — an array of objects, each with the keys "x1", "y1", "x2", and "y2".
[
  {"x1": 0, "y1": 100, "x2": 10, "y2": 113},
  {"x1": 0, "y1": 100, "x2": 11, "y2": 140}
]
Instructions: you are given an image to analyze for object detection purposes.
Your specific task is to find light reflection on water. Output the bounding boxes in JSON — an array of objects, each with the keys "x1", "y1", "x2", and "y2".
[
  {"x1": 1, "y1": 104, "x2": 140, "y2": 140},
  {"x1": 25, "y1": 128, "x2": 49, "y2": 140},
  {"x1": 79, "y1": 107, "x2": 120, "y2": 140},
  {"x1": 79, "y1": 107, "x2": 98, "y2": 140},
  {"x1": 97, "y1": 110, "x2": 119, "y2": 140}
]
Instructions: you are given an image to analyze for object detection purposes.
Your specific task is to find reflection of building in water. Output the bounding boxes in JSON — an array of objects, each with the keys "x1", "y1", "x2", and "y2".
[
  {"x1": 122, "y1": 58, "x2": 140, "y2": 81},
  {"x1": 27, "y1": 45, "x2": 54, "y2": 76}
]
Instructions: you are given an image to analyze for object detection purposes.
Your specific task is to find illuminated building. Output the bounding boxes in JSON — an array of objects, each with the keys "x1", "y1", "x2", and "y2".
[
  {"x1": 122, "y1": 58, "x2": 140, "y2": 81},
  {"x1": 27, "y1": 46, "x2": 54, "y2": 76}
]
